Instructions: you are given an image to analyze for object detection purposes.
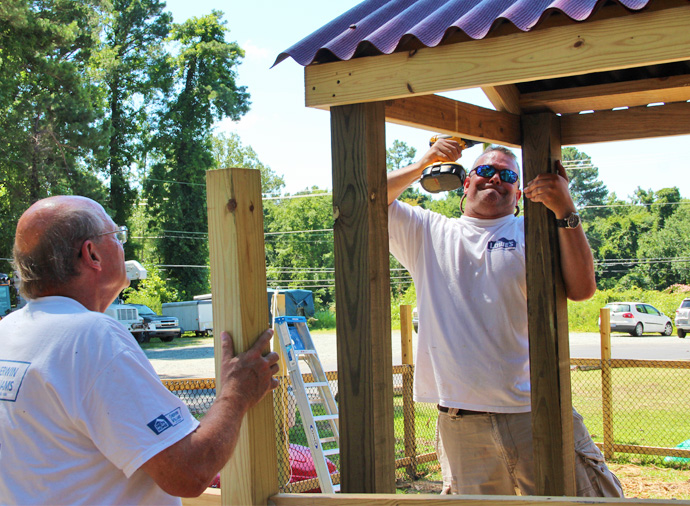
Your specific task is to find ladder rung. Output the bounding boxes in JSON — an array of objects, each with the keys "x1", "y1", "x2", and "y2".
[
  {"x1": 323, "y1": 448, "x2": 340, "y2": 456},
  {"x1": 313, "y1": 414, "x2": 338, "y2": 422},
  {"x1": 304, "y1": 381, "x2": 329, "y2": 388},
  {"x1": 333, "y1": 484, "x2": 341, "y2": 493},
  {"x1": 296, "y1": 349, "x2": 316, "y2": 355},
  {"x1": 320, "y1": 436, "x2": 337, "y2": 444}
]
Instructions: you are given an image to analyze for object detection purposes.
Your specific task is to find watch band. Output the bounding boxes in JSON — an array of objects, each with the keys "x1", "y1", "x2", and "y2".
[{"x1": 555, "y1": 212, "x2": 581, "y2": 229}]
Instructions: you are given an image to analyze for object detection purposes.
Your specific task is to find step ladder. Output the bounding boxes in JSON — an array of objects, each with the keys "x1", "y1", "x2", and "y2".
[{"x1": 274, "y1": 316, "x2": 340, "y2": 493}]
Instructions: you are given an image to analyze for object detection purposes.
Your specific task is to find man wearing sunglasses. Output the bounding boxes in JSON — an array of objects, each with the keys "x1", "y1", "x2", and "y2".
[
  {"x1": 387, "y1": 140, "x2": 621, "y2": 497},
  {"x1": 0, "y1": 196, "x2": 279, "y2": 504}
]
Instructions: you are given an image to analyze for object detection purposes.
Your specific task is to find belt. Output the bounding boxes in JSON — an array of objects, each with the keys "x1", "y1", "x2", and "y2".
[{"x1": 437, "y1": 404, "x2": 490, "y2": 415}]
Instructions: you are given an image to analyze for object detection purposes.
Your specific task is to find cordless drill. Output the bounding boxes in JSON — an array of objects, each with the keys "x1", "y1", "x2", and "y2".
[{"x1": 419, "y1": 134, "x2": 479, "y2": 193}]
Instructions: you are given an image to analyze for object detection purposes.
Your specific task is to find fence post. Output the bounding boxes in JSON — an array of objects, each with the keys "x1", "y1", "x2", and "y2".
[
  {"x1": 400, "y1": 304, "x2": 417, "y2": 479},
  {"x1": 600, "y1": 307, "x2": 614, "y2": 460}
]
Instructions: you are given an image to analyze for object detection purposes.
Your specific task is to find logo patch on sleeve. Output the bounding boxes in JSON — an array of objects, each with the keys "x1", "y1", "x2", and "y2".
[
  {"x1": 147, "y1": 407, "x2": 184, "y2": 435},
  {"x1": 487, "y1": 237, "x2": 517, "y2": 251}
]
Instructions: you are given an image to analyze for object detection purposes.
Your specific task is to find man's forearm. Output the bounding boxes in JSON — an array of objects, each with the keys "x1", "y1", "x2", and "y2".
[
  {"x1": 387, "y1": 161, "x2": 424, "y2": 205},
  {"x1": 558, "y1": 227, "x2": 597, "y2": 301}
]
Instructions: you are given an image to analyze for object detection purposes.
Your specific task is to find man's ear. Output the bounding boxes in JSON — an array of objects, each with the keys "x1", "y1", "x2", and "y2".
[{"x1": 79, "y1": 240, "x2": 103, "y2": 271}]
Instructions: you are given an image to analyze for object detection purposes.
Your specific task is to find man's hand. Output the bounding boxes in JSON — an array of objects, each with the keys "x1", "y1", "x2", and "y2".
[
  {"x1": 218, "y1": 329, "x2": 279, "y2": 412},
  {"x1": 419, "y1": 137, "x2": 464, "y2": 168},
  {"x1": 522, "y1": 160, "x2": 576, "y2": 219}
]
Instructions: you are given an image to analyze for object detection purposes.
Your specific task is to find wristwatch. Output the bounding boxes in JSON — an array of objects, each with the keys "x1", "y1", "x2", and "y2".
[{"x1": 555, "y1": 212, "x2": 581, "y2": 229}]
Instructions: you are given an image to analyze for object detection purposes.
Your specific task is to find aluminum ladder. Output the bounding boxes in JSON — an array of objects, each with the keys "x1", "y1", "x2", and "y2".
[{"x1": 274, "y1": 316, "x2": 340, "y2": 493}]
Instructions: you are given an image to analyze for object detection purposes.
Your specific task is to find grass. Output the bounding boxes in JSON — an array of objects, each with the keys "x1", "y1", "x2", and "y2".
[{"x1": 139, "y1": 333, "x2": 211, "y2": 350}]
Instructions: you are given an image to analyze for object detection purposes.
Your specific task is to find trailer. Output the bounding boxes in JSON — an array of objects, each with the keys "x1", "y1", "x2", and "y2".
[{"x1": 162, "y1": 300, "x2": 213, "y2": 336}]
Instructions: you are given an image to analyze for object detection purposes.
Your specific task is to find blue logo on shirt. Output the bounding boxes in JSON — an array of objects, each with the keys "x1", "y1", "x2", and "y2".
[
  {"x1": 147, "y1": 407, "x2": 184, "y2": 435},
  {"x1": 488, "y1": 237, "x2": 517, "y2": 251}
]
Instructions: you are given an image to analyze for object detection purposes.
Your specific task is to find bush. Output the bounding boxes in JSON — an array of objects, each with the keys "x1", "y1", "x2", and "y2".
[{"x1": 309, "y1": 308, "x2": 336, "y2": 330}]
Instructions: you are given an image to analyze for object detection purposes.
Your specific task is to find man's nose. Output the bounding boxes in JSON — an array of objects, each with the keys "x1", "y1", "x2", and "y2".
[{"x1": 489, "y1": 171, "x2": 502, "y2": 184}]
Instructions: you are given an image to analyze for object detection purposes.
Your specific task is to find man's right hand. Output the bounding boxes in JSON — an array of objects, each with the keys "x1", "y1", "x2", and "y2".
[{"x1": 218, "y1": 329, "x2": 279, "y2": 413}]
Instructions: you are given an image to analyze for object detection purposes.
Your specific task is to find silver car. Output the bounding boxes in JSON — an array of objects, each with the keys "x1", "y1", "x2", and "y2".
[
  {"x1": 675, "y1": 298, "x2": 690, "y2": 339},
  {"x1": 603, "y1": 302, "x2": 673, "y2": 337}
]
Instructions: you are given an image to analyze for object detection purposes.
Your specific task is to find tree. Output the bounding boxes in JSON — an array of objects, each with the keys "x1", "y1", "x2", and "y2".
[
  {"x1": 100, "y1": 0, "x2": 171, "y2": 256},
  {"x1": 146, "y1": 11, "x2": 250, "y2": 298},
  {"x1": 211, "y1": 132, "x2": 284, "y2": 195},
  {"x1": 0, "y1": 0, "x2": 109, "y2": 266},
  {"x1": 561, "y1": 147, "x2": 608, "y2": 220},
  {"x1": 386, "y1": 139, "x2": 431, "y2": 207}
]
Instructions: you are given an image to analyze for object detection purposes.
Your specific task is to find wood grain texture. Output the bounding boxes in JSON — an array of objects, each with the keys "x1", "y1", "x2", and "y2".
[
  {"x1": 269, "y1": 493, "x2": 681, "y2": 506},
  {"x1": 330, "y1": 102, "x2": 395, "y2": 493},
  {"x1": 522, "y1": 113, "x2": 575, "y2": 496},
  {"x1": 561, "y1": 102, "x2": 690, "y2": 145},
  {"x1": 482, "y1": 85, "x2": 522, "y2": 115},
  {"x1": 206, "y1": 168, "x2": 278, "y2": 506},
  {"x1": 520, "y1": 75, "x2": 690, "y2": 114},
  {"x1": 385, "y1": 95, "x2": 520, "y2": 147},
  {"x1": 306, "y1": 7, "x2": 690, "y2": 108}
]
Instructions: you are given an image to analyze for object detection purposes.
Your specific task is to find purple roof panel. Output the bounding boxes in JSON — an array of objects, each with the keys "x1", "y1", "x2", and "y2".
[{"x1": 274, "y1": 0, "x2": 652, "y2": 67}]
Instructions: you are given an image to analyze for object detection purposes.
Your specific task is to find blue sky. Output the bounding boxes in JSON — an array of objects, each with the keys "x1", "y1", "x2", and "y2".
[{"x1": 166, "y1": 0, "x2": 689, "y2": 200}]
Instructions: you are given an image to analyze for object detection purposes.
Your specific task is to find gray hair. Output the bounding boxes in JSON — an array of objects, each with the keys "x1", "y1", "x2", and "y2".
[
  {"x1": 13, "y1": 206, "x2": 106, "y2": 299},
  {"x1": 472, "y1": 145, "x2": 521, "y2": 173}
]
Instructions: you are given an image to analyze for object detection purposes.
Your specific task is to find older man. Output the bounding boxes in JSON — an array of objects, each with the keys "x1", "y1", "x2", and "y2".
[
  {"x1": 0, "y1": 195, "x2": 279, "y2": 505},
  {"x1": 387, "y1": 141, "x2": 622, "y2": 497}
]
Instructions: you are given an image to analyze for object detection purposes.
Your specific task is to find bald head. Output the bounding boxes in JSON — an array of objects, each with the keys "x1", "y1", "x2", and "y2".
[{"x1": 13, "y1": 196, "x2": 111, "y2": 299}]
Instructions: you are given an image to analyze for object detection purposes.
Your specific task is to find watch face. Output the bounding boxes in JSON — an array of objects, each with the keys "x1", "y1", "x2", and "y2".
[{"x1": 567, "y1": 213, "x2": 580, "y2": 228}]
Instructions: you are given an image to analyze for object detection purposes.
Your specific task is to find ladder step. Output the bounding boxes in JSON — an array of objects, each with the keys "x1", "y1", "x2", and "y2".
[
  {"x1": 333, "y1": 484, "x2": 341, "y2": 493},
  {"x1": 296, "y1": 349, "x2": 317, "y2": 355},
  {"x1": 323, "y1": 448, "x2": 340, "y2": 456},
  {"x1": 320, "y1": 436, "x2": 337, "y2": 444},
  {"x1": 313, "y1": 414, "x2": 338, "y2": 422},
  {"x1": 304, "y1": 381, "x2": 329, "y2": 388}
]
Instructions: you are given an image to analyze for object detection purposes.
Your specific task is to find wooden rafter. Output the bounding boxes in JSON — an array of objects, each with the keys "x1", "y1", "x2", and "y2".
[
  {"x1": 521, "y1": 75, "x2": 690, "y2": 114},
  {"x1": 384, "y1": 95, "x2": 520, "y2": 147},
  {"x1": 305, "y1": 6, "x2": 690, "y2": 109},
  {"x1": 482, "y1": 85, "x2": 522, "y2": 114}
]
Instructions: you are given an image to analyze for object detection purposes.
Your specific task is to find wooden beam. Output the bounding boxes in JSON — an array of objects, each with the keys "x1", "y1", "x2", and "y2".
[
  {"x1": 521, "y1": 113, "x2": 575, "y2": 496},
  {"x1": 206, "y1": 168, "x2": 278, "y2": 506},
  {"x1": 482, "y1": 84, "x2": 522, "y2": 114},
  {"x1": 330, "y1": 102, "x2": 395, "y2": 493},
  {"x1": 385, "y1": 95, "x2": 520, "y2": 147},
  {"x1": 521, "y1": 75, "x2": 690, "y2": 114},
  {"x1": 305, "y1": 6, "x2": 690, "y2": 108},
  {"x1": 561, "y1": 101, "x2": 690, "y2": 145},
  {"x1": 270, "y1": 493, "x2": 680, "y2": 506}
]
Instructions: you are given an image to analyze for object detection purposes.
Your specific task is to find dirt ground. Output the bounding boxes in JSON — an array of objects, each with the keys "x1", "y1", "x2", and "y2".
[{"x1": 396, "y1": 463, "x2": 690, "y2": 499}]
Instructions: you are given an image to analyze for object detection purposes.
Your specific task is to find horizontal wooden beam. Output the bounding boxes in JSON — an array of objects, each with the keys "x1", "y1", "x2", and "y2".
[
  {"x1": 482, "y1": 85, "x2": 522, "y2": 114},
  {"x1": 385, "y1": 95, "x2": 520, "y2": 147},
  {"x1": 305, "y1": 6, "x2": 690, "y2": 109},
  {"x1": 521, "y1": 75, "x2": 690, "y2": 114},
  {"x1": 561, "y1": 101, "x2": 690, "y2": 145},
  {"x1": 270, "y1": 493, "x2": 678, "y2": 506}
]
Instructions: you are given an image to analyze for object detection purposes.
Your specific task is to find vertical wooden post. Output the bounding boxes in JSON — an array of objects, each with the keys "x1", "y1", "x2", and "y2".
[
  {"x1": 600, "y1": 307, "x2": 614, "y2": 460},
  {"x1": 206, "y1": 168, "x2": 278, "y2": 506},
  {"x1": 330, "y1": 102, "x2": 395, "y2": 493},
  {"x1": 522, "y1": 112, "x2": 576, "y2": 496},
  {"x1": 400, "y1": 304, "x2": 417, "y2": 479}
]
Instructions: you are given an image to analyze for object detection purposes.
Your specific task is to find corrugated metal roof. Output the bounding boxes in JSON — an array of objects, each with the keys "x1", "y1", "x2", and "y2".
[{"x1": 274, "y1": 0, "x2": 652, "y2": 67}]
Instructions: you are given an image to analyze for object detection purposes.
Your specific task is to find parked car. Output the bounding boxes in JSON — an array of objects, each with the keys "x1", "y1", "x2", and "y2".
[
  {"x1": 601, "y1": 302, "x2": 673, "y2": 337},
  {"x1": 105, "y1": 302, "x2": 146, "y2": 343},
  {"x1": 129, "y1": 304, "x2": 182, "y2": 343},
  {"x1": 675, "y1": 298, "x2": 690, "y2": 338}
]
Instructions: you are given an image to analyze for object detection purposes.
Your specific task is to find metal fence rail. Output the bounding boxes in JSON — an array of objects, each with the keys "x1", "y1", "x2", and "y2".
[{"x1": 163, "y1": 355, "x2": 690, "y2": 493}]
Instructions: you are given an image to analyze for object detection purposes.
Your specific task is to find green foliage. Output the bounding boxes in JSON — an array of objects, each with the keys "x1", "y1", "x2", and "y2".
[
  {"x1": 121, "y1": 264, "x2": 179, "y2": 314},
  {"x1": 568, "y1": 288, "x2": 684, "y2": 332},
  {"x1": 309, "y1": 308, "x2": 336, "y2": 330}
]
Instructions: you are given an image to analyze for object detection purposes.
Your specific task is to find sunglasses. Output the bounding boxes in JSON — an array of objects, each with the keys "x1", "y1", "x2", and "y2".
[
  {"x1": 472, "y1": 165, "x2": 519, "y2": 184},
  {"x1": 95, "y1": 225, "x2": 128, "y2": 245}
]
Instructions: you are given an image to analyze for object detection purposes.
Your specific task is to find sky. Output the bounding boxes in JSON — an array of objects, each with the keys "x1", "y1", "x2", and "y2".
[{"x1": 165, "y1": 0, "x2": 689, "y2": 201}]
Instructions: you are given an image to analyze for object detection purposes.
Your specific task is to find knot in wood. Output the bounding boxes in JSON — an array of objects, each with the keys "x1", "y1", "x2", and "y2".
[
  {"x1": 574, "y1": 38, "x2": 584, "y2": 48},
  {"x1": 370, "y1": 192, "x2": 376, "y2": 201},
  {"x1": 226, "y1": 199, "x2": 237, "y2": 212}
]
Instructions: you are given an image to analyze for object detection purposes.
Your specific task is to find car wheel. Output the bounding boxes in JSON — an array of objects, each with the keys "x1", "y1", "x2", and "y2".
[
  {"x1": 679, "y1": 329, "x2": 687, "y2": 339},
  {"x1": 633, "y1": 322, "x2": 643, "y2": 337},
  {"x1": 132, "y1": 332, "x2": 145, "y2": 344},
  {"x1": 160, "y1": 335, "x2": 175, "y2": 343},
  {"x1": 662, "y1": 323, "x2": 673, "y2": 336}
]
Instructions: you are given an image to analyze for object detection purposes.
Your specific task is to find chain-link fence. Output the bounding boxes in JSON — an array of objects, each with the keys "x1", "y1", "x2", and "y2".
[{"x1": 163, "y1": 357, "x2": 690, "y2": 493}]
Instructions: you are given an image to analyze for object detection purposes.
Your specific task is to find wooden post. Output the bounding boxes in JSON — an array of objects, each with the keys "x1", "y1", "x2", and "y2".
[
  {"x1": 522, "y1": 113, "x2": 576, "y2": 496},
  {"x1": 206, "y1": 168, "x2": 278, "y2": 506},
  {"x1": 330, "y1": 102, "x2": 396, "y2": 493},
  {"x1": 400, "y1": 304, "x2": 417, "y2": 479},
  {"x1": 600, "y1": 307, "x2": 614, "y2": 460}
]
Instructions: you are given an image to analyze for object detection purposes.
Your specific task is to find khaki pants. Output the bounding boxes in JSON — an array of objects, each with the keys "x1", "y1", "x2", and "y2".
[{"x1": 436, "y1": 408, "x2": 623, "y2": 497}]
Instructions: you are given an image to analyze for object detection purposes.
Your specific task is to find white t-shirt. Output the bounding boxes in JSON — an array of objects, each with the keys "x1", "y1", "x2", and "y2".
[
  {"x1": 389, "y1": 200, "x2": 531, "y2": 413},
  {"x1": 0, "y1": 296, "x2": 200, "y2": 505}
]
